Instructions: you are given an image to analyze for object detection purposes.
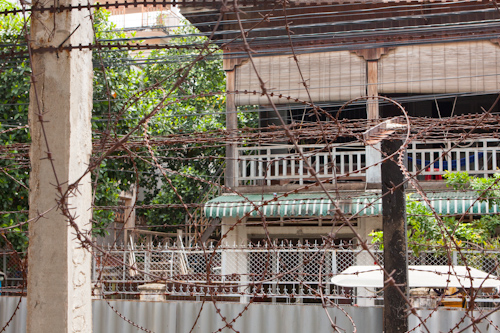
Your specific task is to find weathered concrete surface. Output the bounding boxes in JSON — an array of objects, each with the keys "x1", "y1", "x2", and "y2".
[
  {"x1": 27, "y1": 2, "x2": 93, "y2": 332},
  {"x1": 221, "y1": 217, "x2": 249, "y2": 302},
  {"x1": 138, "y1": 283, "x2": 167, "y2": 302},
  {"x1": 381, "y1": 139, "x2": 409, "y2": 333}
]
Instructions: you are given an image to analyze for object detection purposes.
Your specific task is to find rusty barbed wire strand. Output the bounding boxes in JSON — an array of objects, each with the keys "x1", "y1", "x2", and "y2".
[{"x1": 2, "y1": 1, "x2": 500, "y2": 332}]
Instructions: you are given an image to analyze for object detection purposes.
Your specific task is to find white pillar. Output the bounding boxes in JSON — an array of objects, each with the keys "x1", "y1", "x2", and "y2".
[
  {"x1": 366, "y1": 60, "x2": 382, "y2": 186},
  {"x1": 27, "y1": 3, "x2": 93, "y2": 332},
  {"x1": 122, "y1": 189, "x2": 137, "y2": 245},
  {"x1": 224, "y1": 58, "x2": 238, "y2": 190},
  {"x1": 366, "y1": 143, "x2": 382, "y2": 184},
  {"x1": 221, "y1": 217, "x2": 248, "y2": 302},
  {"x1": 356, "y1": 216, "x2": 383, "y2": 306}
]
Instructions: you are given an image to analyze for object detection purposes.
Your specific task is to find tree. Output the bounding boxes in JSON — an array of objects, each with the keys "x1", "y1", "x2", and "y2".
[
  {"x1": 134, "y1": 24, "x2": 227, "y2": 231},
  {"x1": 0, "y1": 1, "x2": 30, "y2": 251},
  {"x1": 370, "y1": 171, "x2": 500, "y2": 254},
  {"x1": 0, "y1": 8, "x2": 236, "y2": 249}
]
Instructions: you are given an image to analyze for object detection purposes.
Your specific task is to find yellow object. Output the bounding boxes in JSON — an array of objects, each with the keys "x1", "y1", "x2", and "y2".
[{"x1": 441, "y1": 288, "x2": 466, "y2": 308}]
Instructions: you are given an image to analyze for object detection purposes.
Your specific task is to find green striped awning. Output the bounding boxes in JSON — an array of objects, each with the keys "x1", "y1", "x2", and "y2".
[
  {"x1": 409, "y1": 191, "x2": 499, "y2": 215},
  {"x1": 204, "y1": 193, "x2": 379, "y2": 218},
  {"x1": 203, "y1": 191, "x2": 499, "y2": 218}
]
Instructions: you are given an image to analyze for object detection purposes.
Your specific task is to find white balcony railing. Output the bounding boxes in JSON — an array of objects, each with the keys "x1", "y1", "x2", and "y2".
[
  {"x1": 407, "y1": 139, "x2": 500, "y2": 178},
  {"x1": 110, "y1": 8, "x2": 182, "y2": 31},
  {"x1": 237, "y1": 143, "x2": 366, "y2": 186},
  {"x1": 236, "y1": 139, "x2": 500, "y2": 186}
]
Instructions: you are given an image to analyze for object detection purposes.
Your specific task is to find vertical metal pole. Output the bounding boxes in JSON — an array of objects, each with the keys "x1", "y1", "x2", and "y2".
[{"x1": 381, "y1": 139, "x2": 408, "y2": 333}]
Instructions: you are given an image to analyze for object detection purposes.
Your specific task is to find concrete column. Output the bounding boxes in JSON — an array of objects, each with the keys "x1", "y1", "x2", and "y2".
[
  {"x1": 28, "y1": 3, "x2": 93, "y2": 333},
  {"x1": 367, "y1": 61, "x2": 379, "y2": 121},
  {"x1": 221, "y1": 217, "x2": 248, "y2": 302},
  {"x1": 382, "y1": 139, "x2": 409, "y2": 333},
  {"x1": 224, "y1": 58, "x2": 238, "y2": 190},
  {"x1": 221, "y1": 217, "x2": 248, "y2": 247},
  {"x1": 356, "y1": 216, "x2": 382, "y2": 306},
  {"x1": 366, "y1": 60, "x2": 382, "y2": 186},
  {"x1": 358, "y1": 216, "x2": 383, "y2": 249},
  {"x1": 123, "y1": 189, "x2": 137, "y2": 245}
]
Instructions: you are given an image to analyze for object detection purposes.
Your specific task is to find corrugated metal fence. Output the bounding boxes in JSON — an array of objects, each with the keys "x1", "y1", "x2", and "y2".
[{"x1": 2, "y1": 297, "x2": 500, "y2": 333}]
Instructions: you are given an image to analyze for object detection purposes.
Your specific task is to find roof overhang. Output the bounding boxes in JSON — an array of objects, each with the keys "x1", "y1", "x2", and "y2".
[{"x1": 179, "y1": 0, "x2": 498, "y2": 49}]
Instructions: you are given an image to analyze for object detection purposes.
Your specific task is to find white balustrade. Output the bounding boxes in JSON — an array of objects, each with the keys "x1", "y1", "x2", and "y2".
[
  {"x1": 236, "y1": 139, "x2": 500, "y2": 186},
  {"x1": 237, "y1": 144, "x2": 366, "y2": 186},
  {"x1": 407, "y1": 139, "x2": 500, "y2": 179}
]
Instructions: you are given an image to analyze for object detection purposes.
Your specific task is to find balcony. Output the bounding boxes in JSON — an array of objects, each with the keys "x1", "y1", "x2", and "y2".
[
  {"x1": 236, "y1": 139, "x2": 500, "y2": 187},
  {"x1": 109, "y1": 7, "x2": 182, "y2": 32}
]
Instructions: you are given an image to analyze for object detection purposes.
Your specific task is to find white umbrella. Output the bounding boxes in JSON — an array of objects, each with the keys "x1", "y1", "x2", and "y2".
[{"x1": 331, "y1": 265, "x2": 500, "y2": 289}]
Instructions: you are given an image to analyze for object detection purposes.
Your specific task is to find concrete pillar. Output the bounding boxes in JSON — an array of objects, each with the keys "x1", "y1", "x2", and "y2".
[
  {"x1": 27, "y1": 3, "x2": 93, "y2": 333},
  {"x1": 223, "y1": 58, "x2": 238, "y2": 190},
  {"x1": 358, "y1": 216, "x2": 383, "y2": 249},
  {"x1": 366, "y1": 60, "x2": 382, "y2": 186},
  {"x1": 382, "y1": 139, "x2": 409, "y2": 333},
  {"x1": 221, "y1": 217, "x2": 248, "y2": 302},
  {"x1": 356, "y1": 216, "x2": 382, "y2": 306},
  {"x1": 122, "y1": 189, "x2": 137, "y2": 246}
]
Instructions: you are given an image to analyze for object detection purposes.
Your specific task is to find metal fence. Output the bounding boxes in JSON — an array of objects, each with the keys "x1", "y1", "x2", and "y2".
[
  {"x1": 2, "y1": 245, "x2": 500, "y2": 302},
  {"x1": 4, "y1": 297, "x2": 500, "y2": 333},
  {"x1": 89, "y1": 300, "x2": 500, "y2": 333},
  {"x1": 0, "y1": 251, "x2": 24, "y2": 296},
  {"x1": 88, "y1": 244, "x2": 500, "y2": 303}
]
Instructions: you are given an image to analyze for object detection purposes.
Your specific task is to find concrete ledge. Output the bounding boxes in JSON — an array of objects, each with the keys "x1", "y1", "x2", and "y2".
[{"x1": 138, "y1": 283, "x2": 166, "y2": 302}]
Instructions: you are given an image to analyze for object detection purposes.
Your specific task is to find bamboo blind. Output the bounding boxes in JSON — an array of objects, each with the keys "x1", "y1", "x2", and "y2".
[
  {"x1": 378, "y1": 41, "x2": 500, "y2": 94},
  {"x1": 234, "y1": 51, "x2": 366, "y2": 106}
]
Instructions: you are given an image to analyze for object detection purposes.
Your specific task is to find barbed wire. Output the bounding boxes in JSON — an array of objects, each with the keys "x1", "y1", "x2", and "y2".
[{"x1": 2, "y1": 0, "x2": 500, "y2": 332}]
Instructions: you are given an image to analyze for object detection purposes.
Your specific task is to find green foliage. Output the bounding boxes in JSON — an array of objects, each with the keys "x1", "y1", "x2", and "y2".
[
  {"x1": 442, "y1": 171, "x2": 472, "y2": 190},
  {"x1": 91, "y1": 163, "x2": 123, "y2": 236},
  {"x1": 90, "y1": 13, "x2": 228, "y2": 234},
  {"x1": 90, "y1": 10, "x2": 141, "y2": 237},
  {"x1": 135, "y1": 24, "x2": 227, "y2": 227},
  {"x1": 91, "y1": 17, "x2": 232, "y2": 232},
  {"x1": 370, "y1": 185, "x2": 500, "y2": 254},
  {"x1": 444, "y1": 171, "x2": 500, "y2": 206},
  {"x1": 0, "y1": 10, "x2": 254, "y2": 249},
  {"x1": 0, "y1": 1, "x2": 30, "y2": 252}
]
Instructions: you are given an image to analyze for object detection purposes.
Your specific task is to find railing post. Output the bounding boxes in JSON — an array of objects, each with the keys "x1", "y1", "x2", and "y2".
[
  {"x1": 483, "y1": 140, "x2": 488, "y2": 178},
  {"x1": 145, "y1": 250, "x2": 151, "y2": 282},
  {"x1": 273, "y1": 250, "x2": 279, "y2": 302},
  {"x1": 2, "y1": 252, "x2": 5, "y2": 278},
  {"x1": 123, "y1": 249, "x2": 127, "y2": 281},
  {"x1": 267, "y1": 147, "x2": 271, "y2": 186},
  {"x1": 169, "y1": 250, "x2": 174, "y2": 279}
]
